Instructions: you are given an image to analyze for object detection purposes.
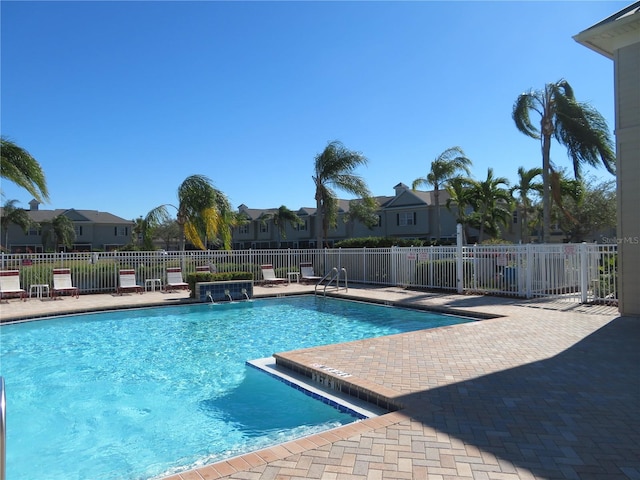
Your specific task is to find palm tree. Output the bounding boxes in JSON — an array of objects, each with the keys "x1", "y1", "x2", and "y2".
[
  {"x1": 512, "y1": 79, "x2": 615, "y2": 243},
  {"x1": 42, "y1": 214, "x2": 75, "y2": 252},
  {"x1": 412, "y1": 146, "x2": 472, "y2": 243},
  {"x1": 1, "y1": 199, "x2": 33, "y2": 251},
  {"x1": 132, "y1": 216, "x2": 155, "y2": 250},
  {"x1": 467, "y1": 168, "x2": 513, "y2": 242},
  {"x1": 510, "y1": 166, "x2": 543, "y2": 243},
  {"x1": 1, "y1": 136, "x2": 50, "y2": 203},
  {"x1": 313, "y1": 141, "x2": 372, "y2": 248},
  {"x1": 145, "y1": 174, "x2": 233, "y2": 251},
  {"x1": 344, "y1": 197, "x2": 380, "y2": 231},
  {"x1": 445, "y1": 177, "x2": 475, "y2": 242},
  {"x1": 258, "y1": 205, "x2": 303, "y2": 247}
]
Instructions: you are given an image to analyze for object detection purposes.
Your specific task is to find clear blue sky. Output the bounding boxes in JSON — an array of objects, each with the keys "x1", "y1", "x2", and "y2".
[{"x1": 1, "y1": 1, "x2": 626, "y2": 221}]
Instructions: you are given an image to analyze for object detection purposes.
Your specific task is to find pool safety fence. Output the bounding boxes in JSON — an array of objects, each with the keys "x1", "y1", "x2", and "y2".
[{"x1": 0, "y1": 243, "x2": 618, "y2": 305}]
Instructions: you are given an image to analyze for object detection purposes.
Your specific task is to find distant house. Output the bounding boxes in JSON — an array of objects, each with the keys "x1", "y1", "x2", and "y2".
[
  {"x1": 231, "y1": 183, "x2": 468, "y2": 249},
  {"x1": 1, "y1": 200, "x2": 134, "y2": 252}
]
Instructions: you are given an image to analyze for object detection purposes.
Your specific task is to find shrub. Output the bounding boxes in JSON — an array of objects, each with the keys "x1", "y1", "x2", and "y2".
[
  {"x1": 416, "y1": 259, "x2": 473, "y2": 289},
  {"x1": 334, "y1": 237, "x2": 426, "y2": 248}
]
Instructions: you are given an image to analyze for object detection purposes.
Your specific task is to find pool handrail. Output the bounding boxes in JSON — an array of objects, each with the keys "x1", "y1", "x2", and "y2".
[
  {"x1": 1, "y1": 376, "x2": 5, "y2": 480},
  {"x1": 341, "y1": 267, "x2": 348, "y2": 292},
  {"x1": 315, "y1": 268, "x2": 337, "y2": 296},
  {"x1": 314, "y1": 267, "x2": 348, "y2": 296}
]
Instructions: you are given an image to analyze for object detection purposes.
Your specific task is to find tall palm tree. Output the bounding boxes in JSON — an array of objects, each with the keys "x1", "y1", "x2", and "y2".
[
  {"x1": 42, "y1": 214, "x2": 75, "y2": 252},
  {"x1": 467, "y1": 168, "x2": 513, "y2": 242},
  {"x1": 445, "y1": 177, "x2": 475, "y2": 242},
  {"x1": 512, "y1": 79, "x2": 615, "y2": 243},
  {"x1": 1, "y1": 199, "x2": 33, "y2": 251},
  {"x1": 145, "y1": 174, "x2": 233, "y2": 251},
  {"x1": 510, "y1": 166, "x2": 543, "y2": 243},
  {"x1": 412, "y1": 146, "x2": 472, "y2": 243},
  {"x1": 313, "y1": 141, "x2": 372, "y2": 248},
  {"x1": 1, "y1": 136, "x2": 50, "y2": 203},
  {"x1": 258, "y1": 205, "x2": 303, "y2": 247}
]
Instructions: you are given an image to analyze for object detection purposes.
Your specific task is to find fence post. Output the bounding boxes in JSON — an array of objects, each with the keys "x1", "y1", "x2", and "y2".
[
  {"x1": 580, "y1": 242, "x2": 588, "y2": 303},
  {"x1": 526, "y1": 243, "x2": 534, "y2": 298},
  {"x1": 456, "y1": 224, "x2": 463, "y2": 294},
  {"x1": 391, "y1": 246, "x2": 397, "y2": 286}
]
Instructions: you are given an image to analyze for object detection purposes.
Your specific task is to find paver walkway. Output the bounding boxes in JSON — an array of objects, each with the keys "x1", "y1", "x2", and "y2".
[{"x1": 1, "y1": 285, "x2": 637, "y2": 480}]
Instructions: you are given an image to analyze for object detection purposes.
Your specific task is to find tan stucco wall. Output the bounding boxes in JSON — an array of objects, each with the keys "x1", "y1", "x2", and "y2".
[{"x1": 615, "y1": 41, "x2": 640, "y2": 316}]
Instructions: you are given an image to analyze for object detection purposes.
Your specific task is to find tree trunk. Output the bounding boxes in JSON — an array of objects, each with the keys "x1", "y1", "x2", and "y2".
[
  {"x1": 434, "y1": 188, "x2": 441, "y2": 242},
  {"x1": 541, "y1": 132, "x2": 552, "y2": 244},
  {"x1": 315, "y1": 196, "x2": 323, "y2": 249}
]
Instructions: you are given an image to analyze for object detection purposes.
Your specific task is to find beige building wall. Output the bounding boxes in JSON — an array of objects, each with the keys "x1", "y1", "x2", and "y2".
[
  {"x1": 615, "y1": 42, "x2": 640, "y2": 316},
  {"x1": 575, "y1": 2, "x2": 640, "y2": 316}
]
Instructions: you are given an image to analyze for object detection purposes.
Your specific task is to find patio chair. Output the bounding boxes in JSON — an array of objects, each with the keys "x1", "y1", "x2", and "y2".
[
  {"x1": 300, "y1": 262, "x2": 323, "y2": 283},
  {"x1": 166, "y1": 267, "x2": 189, "y2": 292},
  {"x1": 260, "y1": 264, "x2": 287, "y2": 286},
  {"x1": 117, "y1": 269, "x2": 143, "y2": 295},
  {"x1": 0, "y1": 270, "x2": 27, "y2": 302},
  {"x1": 52, "y1": 268, "x2": 79, "y2": 299}
]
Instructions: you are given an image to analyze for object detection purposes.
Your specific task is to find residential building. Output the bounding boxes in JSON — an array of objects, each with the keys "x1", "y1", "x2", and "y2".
[
  {"x1": 1, "y1": 200, "x2": 134, "y2": 252},
  {"x1": 231, "y1": 183, "x2": 466, "y2": 249},
  {"x1": 575, "y1": 1, "x2": 640, "y2": 316}
]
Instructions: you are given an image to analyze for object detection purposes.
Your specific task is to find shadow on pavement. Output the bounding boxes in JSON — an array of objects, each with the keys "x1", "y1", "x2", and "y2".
[{"x1": 398, "y1": 315, "x2": 640, "y2": 479}]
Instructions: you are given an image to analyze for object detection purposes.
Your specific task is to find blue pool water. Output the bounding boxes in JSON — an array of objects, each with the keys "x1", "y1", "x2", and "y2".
[{"x1": 0, "y1": 296, "x2": 471, "y2": 480}]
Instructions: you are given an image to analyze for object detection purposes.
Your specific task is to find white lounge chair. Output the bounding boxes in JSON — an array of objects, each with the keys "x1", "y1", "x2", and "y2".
[
  {"x1": 260, "y1": 264, "x2": 287, "y2": 286},
  {"x1": 117, "y1": 269, "x2": 143, "y2": 295},
  {"x1": 52, "y1": 268, "x2": 79, "y2": 299},
  {"x1": 0, "y1": 270, "x2": 27, "y2": 302},
  {"x1": 166, "y1": 267, "x2": 189, "y2": 292},
  {"x1": 300, "y1": 262, "x2": 323, "y2": 283}
]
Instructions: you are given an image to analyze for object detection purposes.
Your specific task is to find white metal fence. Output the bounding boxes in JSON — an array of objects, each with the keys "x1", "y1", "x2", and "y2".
[{"x1": 0, "y1": 243, "x2": 618, "y2": 305}]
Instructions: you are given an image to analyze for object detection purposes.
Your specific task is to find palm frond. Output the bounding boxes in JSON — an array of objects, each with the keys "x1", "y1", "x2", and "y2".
[
  {"x1": 411, "y1": 177, "x2": 429, "y2": 190},
  {"x1": 512, "y1": 92, "x2": 541, "y2": 139},
  {"x1": 1, "y1": 137, "x2": 50, "y2": 202},
  {"x1": 554, "y1": 95, "x2": 616, "y2": 178},
  {"x1": 144, "y1": 205, "x2": 173, "y2": 227},
  {"x1": 182, "y1": 221, "x2": 204, "y2": 250}
]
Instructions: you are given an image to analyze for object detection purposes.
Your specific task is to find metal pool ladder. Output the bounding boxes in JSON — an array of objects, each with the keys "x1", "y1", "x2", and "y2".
[{"x1": 315, "y1": 267, "x2": 348, "y2": 296}]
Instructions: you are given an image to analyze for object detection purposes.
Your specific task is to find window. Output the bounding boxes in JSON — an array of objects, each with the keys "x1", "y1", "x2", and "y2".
[
  {"x1": 75, "y1": 225, "x2": 83, "y2": 236},
  {"x1": 259, "y1": 223, "x2": 268, "y2": 233},
  {"x1": 397, "y1": 212, "x2": 416, "y2": 226},
  {"x1": 238, "y1": 225, "x2": 248, "y2": 234},
  {"x1": 297, "y1": 220, "x2": 308, "y2": 231},
  {"x1": 512, "y1": 210, "x2": 518, "y2": 224},
  {"x1": 115, "y1": 226, "x2": 129, "y2": 237},
  {"x1": 27, "y1": 227, "x2": 41, "y2": 236}
]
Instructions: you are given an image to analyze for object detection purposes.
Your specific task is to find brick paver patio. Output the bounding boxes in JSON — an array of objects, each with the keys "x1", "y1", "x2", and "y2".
[{"x1": 1, "y1": 285, "x2": 637, "y2": 479}]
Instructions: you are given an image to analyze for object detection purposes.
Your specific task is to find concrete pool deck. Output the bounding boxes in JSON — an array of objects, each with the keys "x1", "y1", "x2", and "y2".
[{"x1": 1, "y1": 284, "x2": 638, "y2": 479}]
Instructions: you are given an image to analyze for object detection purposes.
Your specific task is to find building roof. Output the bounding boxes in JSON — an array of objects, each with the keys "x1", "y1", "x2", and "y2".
[
  {"x1": 237, "y1": 186, "x2": 440, "y2": 218},
  {"x1": 0, "y1": 207, "x2": 133, "y2": 224},
  {"x1": 573, "y1": 1, "x2": 640, "y2": 58}
]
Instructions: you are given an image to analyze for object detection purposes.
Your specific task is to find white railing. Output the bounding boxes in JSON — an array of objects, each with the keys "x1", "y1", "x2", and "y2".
[{"x1": 0, "y1": 243, "x2": 618, "y2": 305}]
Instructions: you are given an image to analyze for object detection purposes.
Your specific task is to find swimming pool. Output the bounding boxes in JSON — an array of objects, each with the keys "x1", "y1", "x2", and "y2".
[{"x1": 0, "y1": 295, "x2": 471, "y2": 479}]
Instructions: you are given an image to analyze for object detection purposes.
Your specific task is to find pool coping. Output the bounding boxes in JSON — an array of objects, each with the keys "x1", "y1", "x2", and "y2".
[{"x1": 247, "y1": 357, "x2": 388, "y2": 419}]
